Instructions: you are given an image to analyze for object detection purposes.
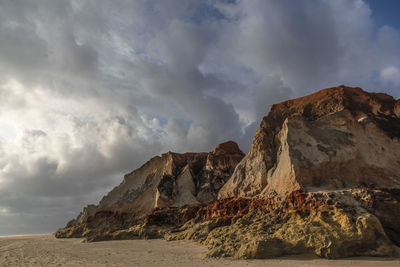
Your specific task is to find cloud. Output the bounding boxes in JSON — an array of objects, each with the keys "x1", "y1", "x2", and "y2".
[
  {"x1": 0, "y1": 0, "x2": 399, "y2": 235},
  {"x1": 380, "y1": 66, "x2": 400, "y2": 87}
]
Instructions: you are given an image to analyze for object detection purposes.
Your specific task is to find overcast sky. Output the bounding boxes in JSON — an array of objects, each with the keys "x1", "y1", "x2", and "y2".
[{"x1": 1, "y1": 0, "x2": 400, "y2": 236}]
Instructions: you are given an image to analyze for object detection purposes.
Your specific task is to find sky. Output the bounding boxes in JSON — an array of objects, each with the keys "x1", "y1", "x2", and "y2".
[{"x1": 1, "y1": 0, "x2": 400, "y2": 236}]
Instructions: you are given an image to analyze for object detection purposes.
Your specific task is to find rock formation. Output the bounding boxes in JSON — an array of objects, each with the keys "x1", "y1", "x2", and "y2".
[
  {"x1": 219, "y1": 85, "x2": 400, "y2": 199},
  {"x1": 56, "y1": 86, "x2": 400, "y2": 259},
  {"x1": 56, "y1": 141, "x2": 244, "y2": 238}
]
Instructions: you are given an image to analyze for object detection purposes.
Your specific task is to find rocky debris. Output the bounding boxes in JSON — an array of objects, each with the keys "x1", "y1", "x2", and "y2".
[{"x1": 56, "y1": 86, "x2": 400, "y2": 260}]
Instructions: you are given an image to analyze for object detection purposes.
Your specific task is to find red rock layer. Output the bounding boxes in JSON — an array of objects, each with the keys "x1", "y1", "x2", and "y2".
[{"x1": 147, "y1": 190, "x2": 329, "y2": 226}]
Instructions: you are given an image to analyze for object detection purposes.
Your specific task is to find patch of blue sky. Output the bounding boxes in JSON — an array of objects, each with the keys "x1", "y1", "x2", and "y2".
[
  {"x1": 187, "y1": 0, "x2": 237, "y2": 24},
  {"x1": 198, "y1": 62, "x2": 259, "y2": 87},
  {"x1": 364, "y1": 0, "x2": 400, "y2": 30}
]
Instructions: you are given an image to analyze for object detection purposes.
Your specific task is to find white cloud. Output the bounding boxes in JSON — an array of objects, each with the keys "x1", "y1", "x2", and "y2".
[{"x1": 380, "y1": 66, "x2": 400, "y2": 87}]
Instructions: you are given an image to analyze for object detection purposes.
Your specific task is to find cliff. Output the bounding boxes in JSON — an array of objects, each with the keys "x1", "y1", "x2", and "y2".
[
  {"x1": 56, "y1": 141, "x2": 244, "y2": 236},
  {"x1": 56, "y1": 86, "x2": 400, "y2": 259},
  {"x1": 219, "y1": 85, "x2": 400, "y2": 199}
]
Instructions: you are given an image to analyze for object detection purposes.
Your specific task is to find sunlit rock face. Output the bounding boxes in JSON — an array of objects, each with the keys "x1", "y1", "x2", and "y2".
[
  {"x1": 62, "y1": 141, "x2": 244, "y2": 228},
  {"x1": 219, "y1": 85, "x2": 400, "y2": 200},
  {"x1": 56, "y1": 86, "x2": 400, "y2": 259}
]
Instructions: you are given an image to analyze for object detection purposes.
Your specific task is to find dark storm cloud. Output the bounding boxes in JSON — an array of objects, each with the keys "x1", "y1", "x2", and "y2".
[{"x1": 0, "y1": 0, "x2": 399, "y2": 235}]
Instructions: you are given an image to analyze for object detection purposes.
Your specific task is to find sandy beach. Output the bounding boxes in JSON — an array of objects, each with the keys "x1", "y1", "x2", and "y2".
[{"x1": 0, "y1": 235, "x2": 399, "y2": 266}]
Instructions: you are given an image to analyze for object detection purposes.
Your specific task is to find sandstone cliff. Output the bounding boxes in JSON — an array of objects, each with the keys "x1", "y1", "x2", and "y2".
[
  {"x1": 219, "y1": 85, "x2": 400, "y2": 199},
  {"x1": 56, "y1": 86, "x2": 400, "y2": 259},
  {"x1": 57, "y1": 141, "x2": 244, "y2": 232}
]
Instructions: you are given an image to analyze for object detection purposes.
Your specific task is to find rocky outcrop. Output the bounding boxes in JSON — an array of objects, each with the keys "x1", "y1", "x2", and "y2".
[
  {"x1": 96, "y1": 140, "x2": 244, "y2": 213},
  {"x1": 164, "y1": 188, "x2": 398, "y2": 259},
  {"x1": 219, "y1": 85, "x2": 400, "y2": 200},
  {"x1": 65, "y1": 204, "x2": 97, "y2": 228},
  {"x1": 56, "y1": 86, "x2": 400, "y2": 260},
  {"x1": 56, "y1": 141, "x2": 244, "y2": 236},
  {"x1": 61, "y1": 188, "x2": 399, "y2": 258}
]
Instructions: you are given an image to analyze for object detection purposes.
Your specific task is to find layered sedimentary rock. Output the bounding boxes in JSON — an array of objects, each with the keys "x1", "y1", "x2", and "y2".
[
  {"x1": 56, "y1": 86, "x2": 400, "y2": 259},
  {"x1": 219, "y1": 85, "x2": 400, "y2": 199},
  {"x1": 56, "y1": 141, "x2": 244, "y2": 237},
  {"x1": 99, "y1": 140, "x2": 244, "y2": 213},
  {"x1": 164, "y1": 189, "x2": 399, "y2": 259}
]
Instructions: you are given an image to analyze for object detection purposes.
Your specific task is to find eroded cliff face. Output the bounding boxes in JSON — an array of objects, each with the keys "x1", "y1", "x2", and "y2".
[
  {"x1": 56, "y1": 86, "x2": 400, "y2": 260},
  {"x1": 58, "y1": 188, "x2": 400, "y2": 258},
  {"x1": 164, "y1": 189, "x2": 399, "y2": 259},
  {"x1": 219, "y1": 86, "x2": 400, "y2": 200},
  {"x1": 57, "y1": 141, "x2": 244, "y2": 232}
]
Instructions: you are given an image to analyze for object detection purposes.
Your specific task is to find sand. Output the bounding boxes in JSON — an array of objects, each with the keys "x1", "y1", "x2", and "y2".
[{"x1": 0, "y1": 235, "x2": 399, "y2": 267}]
